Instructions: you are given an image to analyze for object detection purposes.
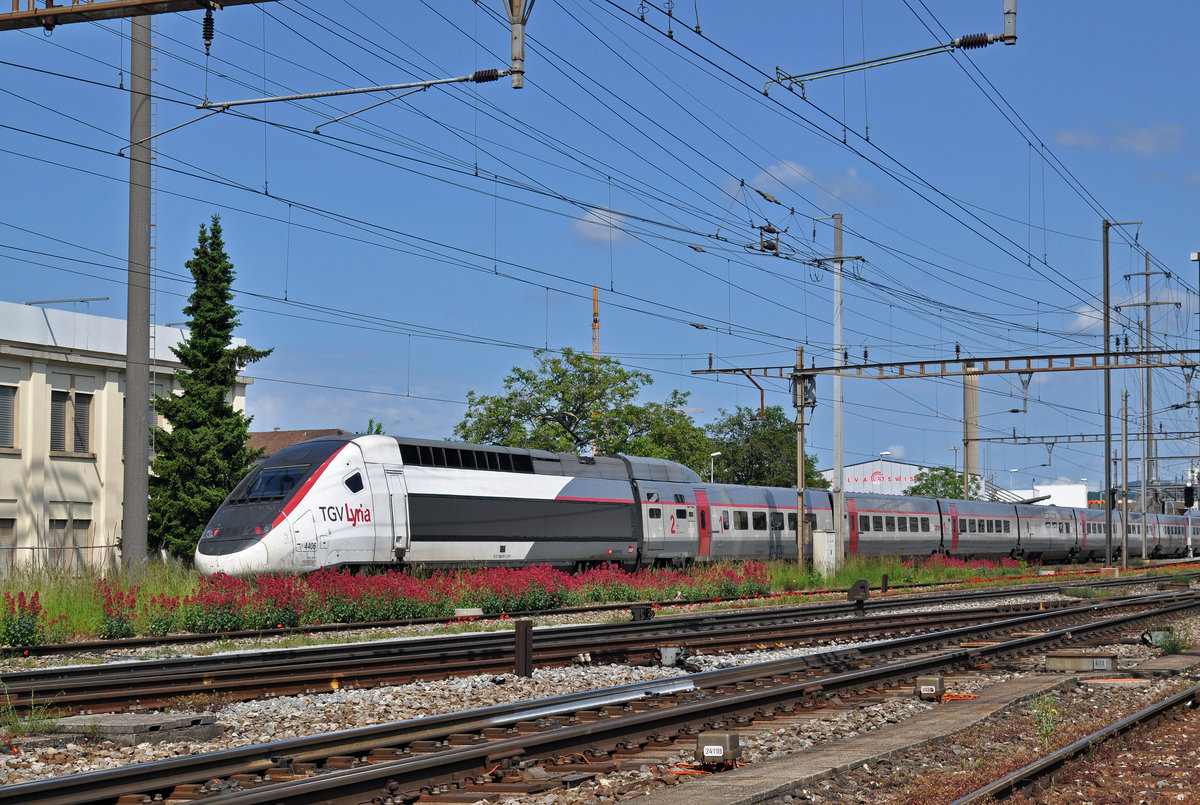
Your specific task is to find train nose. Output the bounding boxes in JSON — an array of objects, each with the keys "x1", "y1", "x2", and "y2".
[{"x1": 194, "y1": 540, "x2": 269, "y2": 577}]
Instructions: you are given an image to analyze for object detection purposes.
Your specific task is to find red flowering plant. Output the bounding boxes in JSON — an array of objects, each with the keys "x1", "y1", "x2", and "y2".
[
  {"x1": 179, "y1": 573, "x2": 251, "y2": 633},
  {"x1": 93, "y1": 579, "x2": 139, "y2": 640},
  {"x1": 567, "y1": 563, "x2": 644, "y2": 603},
  {"x1": 241, "y1": 574, "x2": 309, "y2": 630},
  {"x1": 2, "y1": 590, "x2": 46, "y2": 647},
  {"x1": 141, "y1": 593, "x2": 180, "y2": 636},
  {"x1": 692, "y1": 561, "x2": 772, "y2": 599},
  {"x1": 439, "y1": 565, "x2": 570, "y2": 613}
]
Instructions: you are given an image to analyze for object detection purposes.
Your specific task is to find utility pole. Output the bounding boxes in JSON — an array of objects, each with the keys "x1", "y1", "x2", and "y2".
[
  {"x1": 793, "y1": 347, "x2": 816, "y2": 572},
  {"x1": 1103, "y1": 219, "x2": 1140, "y2": 565},
  {"x1": 122, "y1": 15, "x2": 151, "y2": 567},
  {"x1": 1118, "y1": 251, "x2": 1174, "y2": 526},
  {"x1": 831, "y1": 214, "x2": 845, "y2": 558},
  {"x1": 963, "y1": 361, "x2": 979, "y2": 499},
  {"x1": 1121, "y1": 389, "x2": 1129, "y2": 569}
]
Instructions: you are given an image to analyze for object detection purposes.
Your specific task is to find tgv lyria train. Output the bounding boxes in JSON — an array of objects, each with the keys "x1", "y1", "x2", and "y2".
[{"x1": 194, "y1": 434, "x2": 1196, "y2": 576}]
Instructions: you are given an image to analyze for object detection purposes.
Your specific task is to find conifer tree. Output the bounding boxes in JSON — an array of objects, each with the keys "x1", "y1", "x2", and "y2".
[{"x1": 149, "y1": 216, "x2": 271, "y2": 558}]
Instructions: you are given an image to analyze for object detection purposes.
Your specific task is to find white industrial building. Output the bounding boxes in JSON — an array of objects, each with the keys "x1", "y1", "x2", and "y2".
[
  {"x1": 821, "y1": 457, "x2": 931, "y2": 496},
  {"x1": 0, "y1": 300, "x2": 250, "y2": 571}
]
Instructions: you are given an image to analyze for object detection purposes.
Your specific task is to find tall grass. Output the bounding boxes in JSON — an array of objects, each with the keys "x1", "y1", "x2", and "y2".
[
  {"x1": 766, "y1": 554, "x2": 1031, "y2": 593},
  {"x1": 0, "y1": 562, "x2": 200, "y2": 639}
]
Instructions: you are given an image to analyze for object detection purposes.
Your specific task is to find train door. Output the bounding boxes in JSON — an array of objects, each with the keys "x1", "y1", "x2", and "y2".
[
  {"x1": 846, "y1": 498, "x2": 860, "y2": 554},
  {"x1": 384, "y1": 469, "x2": 410, "y2": 562},
  {"x1": 948, "y1": 503, "x2": 959, "y2": 552},
  {"x1": 293, "y1": 510, "x2": 317, "y2": 570},
  {"x1": 695, "y1": 489, "x2": 712, "y2": 558},
  {"x1": 644, "y1": 489, "x2": 667, "y2": 551}
]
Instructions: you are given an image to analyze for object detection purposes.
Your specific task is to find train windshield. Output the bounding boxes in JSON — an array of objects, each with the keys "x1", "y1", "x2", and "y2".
[
  {"x1": 240, "y1": 465, "x2": 306, "y2": 501},
  {"x1": 224, "y1": 438, "x2": 348, "y2": 506}
]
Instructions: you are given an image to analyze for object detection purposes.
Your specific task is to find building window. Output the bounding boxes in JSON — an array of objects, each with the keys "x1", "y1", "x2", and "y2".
[
  {"x1": 0, "y1": 386, "x2": 14, "y2": 450},
  {"x1": 51, "y1": 390, "x2": 92, "y2": 454},
  {"x1": 47, "y1": 519, "x2": 90, "y2": 570},
  {"x1": 0, "y1": 518, "x2": 14, "y2": 572}
]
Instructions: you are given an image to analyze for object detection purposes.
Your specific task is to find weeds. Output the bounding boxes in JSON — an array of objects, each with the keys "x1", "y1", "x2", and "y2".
[
  {"x1": 0, "y1": 682, "x2": 59, "y2": 742},
  {"x1": 1158, "y1": 624, "x2": 1192, "y2": 654},
  {"x1": 1032, "y1": 694, "x2": 1059, "y2": 747}
]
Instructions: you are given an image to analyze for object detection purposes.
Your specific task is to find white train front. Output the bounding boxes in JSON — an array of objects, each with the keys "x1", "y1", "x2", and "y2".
[{"x1": 195, "y1": 434, "x2": 1195, "y2": 576}]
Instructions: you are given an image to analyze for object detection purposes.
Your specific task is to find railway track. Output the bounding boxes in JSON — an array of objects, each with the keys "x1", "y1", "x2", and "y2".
[
  {"x1": 3, "y1": 588, "x2": 1195, "y2": 805},
  {"x1": 1, "y1": 587, "x2": 1087, "y2": 715},
  {"x1": 950, "y1": 678, "x2": 1200, "y2": 803}
]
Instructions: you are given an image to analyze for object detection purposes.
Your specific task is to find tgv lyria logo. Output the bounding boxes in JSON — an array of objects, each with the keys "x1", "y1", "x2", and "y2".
[
  {"x1": 870, "y1": 471, "x2": 884, "y2": 484},
  {"x1": 318, "y1": 504, "x2": 373, "y2": 526}
]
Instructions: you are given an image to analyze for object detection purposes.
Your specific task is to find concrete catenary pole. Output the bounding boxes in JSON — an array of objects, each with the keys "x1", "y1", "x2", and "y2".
[
  {"x1": 1121, "y1": 389, "x2": 1129, "y2": 569},
  {"x1": 832, "y1": 213, "x2": 845, "y2": 559},
  {"x1": 122, "y1": 15, "x2": 152, "y2": 567},
  {"x1": 963, "y1": 363, "x2": 979, "y2": 499},
  {"x1": 1103, "y1": 220, "x2": 1113, "y2": 565}
]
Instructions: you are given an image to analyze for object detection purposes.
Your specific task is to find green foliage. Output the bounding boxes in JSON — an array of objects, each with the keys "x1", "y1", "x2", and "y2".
[
  {"x1": 1032, "y1": 694, "x2": 1058, "y2": 747},
  {"x1": 453, "y1": 347, "x2": 713, "y2": 474},
  {"x1": 1158, "y1": 624, "x2": 1191, "y2": 654},
  {"x1": 149, "y1": 216, "x2": 272, "y2": 559},
  {"x1": 903, "y1": 465, "x2": 982, "y2": 499},
  {"x1": 365, "y1": 418, "x2": 385, "y2": 435},
  {"x1": 706, "y1": 405, "x2": 828, "y2": 488}
]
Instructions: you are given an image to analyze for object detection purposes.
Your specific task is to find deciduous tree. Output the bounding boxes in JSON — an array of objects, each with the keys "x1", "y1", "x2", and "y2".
[
  {"x1": 902, "y1": 465, "x2": 981, "y2": 499},
  {"x1": 453, "y1": 348, "x2": 713, "y2": 474},
  {"x1": 705, "y1": 405, "x2": 828, "y2": 488},
  {"x1": 149, "y1": 216, "x2": 272, "y2": 558}
]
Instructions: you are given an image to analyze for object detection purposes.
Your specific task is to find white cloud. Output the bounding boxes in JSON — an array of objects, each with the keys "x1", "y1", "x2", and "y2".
[
  {"x1": 1053, "y1": 124, "x2": 1185, "y2": 157},
  {"x1": 733, "y1": 159, "x2": 889, "y2": 211},
  {"x1": 572, "y1": 207, "x2": 628, "y2": 245},
  {"x1": 1112, "y1": 123, "x2": 1184, "y2": 157},
  {"x1": 885, "y1": 444, "x2": 906, "y2": 460},
  {"x1": 1053, "y1": 129, "x2": 1102, "y2": 149}
]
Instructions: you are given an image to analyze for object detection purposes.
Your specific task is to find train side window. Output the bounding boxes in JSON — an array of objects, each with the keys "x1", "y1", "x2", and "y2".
[
  {"x1": 770, "y1": 512, "x2": 784, "y2": 530},
  {"x1": 647, "y1": 492, "x2": 660, "y2": 502},
  {"x1": 460, "y1": 451, "x2": 477, "y2": 469},
  {"x1": 734, "y1": 511, "x2": 748, "y2": 530},
  {"x1": 676, "y1": 508, "x2": 687, "y2": 521},
  {"x1": 884, "y1": 516, "x2": 895, "y2": 531},
  {"x1": 343, "y1": 472, "x2": 364, "y2": 494},
  {"x1": 419, "y1": 445, "x2": 434, "y2": 464},
  {"x1": 910, "y1": 517, "x2": 919, "y2": 532},
  {"x1": 444, "y1": 449, "x2": 461, "y2": 468},
  {"x1": 674, "y1": 494, "x2": 686, "y2": 504},
  {"x1": 987, "y1": 520, "x2": 995, "y2": 533},
  {"x1": 699, "y1": 510, "x2": 707, "y2": 530},
  {"x1": 860, "y1": 515, "x2": 871, "y2": 532},
  {"x1": 752, "y1": 512, "x2": 767, "y2": 531},
  {"x1": 723, "y1": 511, "x2": 731, "y2": 530},
  {"x1": 649, "y1": 508, "x2": 661, "y2": 519},
  {"x1": 1003, "y1": 521, "x2": 1011, "y2": 533},
  {"x1": 920, "y1": 517, "x2": 930, "y2": 532},
  {"x1": 788, "y1": 513, "x2": 797, "y2": 531},
  {"x1": 968, "y1": 520, "x2": 976, "y2": 533},
  {"x1": 873, "y1": 515, "x2": 883, "y2": 531},
  {"x1": 400, "y1": 444, "x2": 420, "y2": 464},
  {"x1": 897, "y1": 517, "x2": 907, "y2": 532}
]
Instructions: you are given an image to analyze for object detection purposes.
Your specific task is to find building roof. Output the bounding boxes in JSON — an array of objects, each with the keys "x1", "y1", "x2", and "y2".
[{"x1": 248, "y1": 428, "x2": 352, "y2": 458}]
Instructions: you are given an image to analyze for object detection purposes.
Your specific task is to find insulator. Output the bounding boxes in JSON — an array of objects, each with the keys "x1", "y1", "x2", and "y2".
[
  {"x1": 955, "y1": 32, "x2": 990, "y2": 50},
  {"x1": 202, "y1": 9, "x2": 215, "y2": 55},
  {"x1": 761, "y1": 224, "x2": 778, "y2": 235},
  {"x1": 471, "y1": 68, "x2": 501, "y2": 83}
]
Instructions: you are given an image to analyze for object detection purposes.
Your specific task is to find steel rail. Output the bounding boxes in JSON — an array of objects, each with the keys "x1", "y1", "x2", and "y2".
[
  {"x1": 948, "y1": 680, "x2": 1200, "y2": 804},
  {"x1": 0, "y1": 598, "x2": 1082, "y2": 714},
  {"x1": 3, "y1": 590, "x2": 1195, "y2": 805}
]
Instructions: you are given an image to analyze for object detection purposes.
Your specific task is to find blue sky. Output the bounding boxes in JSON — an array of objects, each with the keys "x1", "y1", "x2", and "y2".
[{"x1": 3, "y1": 1, "x2": 1198, "y2": 490}]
